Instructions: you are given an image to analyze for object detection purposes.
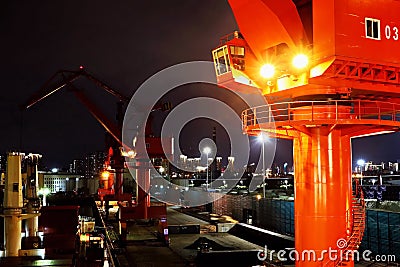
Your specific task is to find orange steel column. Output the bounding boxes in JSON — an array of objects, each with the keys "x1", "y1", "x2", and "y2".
[
  {"x1": 136, "y1": 158, "x2": 151, "y2": 219},
  {"x1": 293, "y1": 127, "x2": 353, "y2": 266}
]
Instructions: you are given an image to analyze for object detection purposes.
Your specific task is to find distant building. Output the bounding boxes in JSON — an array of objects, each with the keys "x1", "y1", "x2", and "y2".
[
  {"x1": 67, "y1": 152, "x2": 107, "y2": 179},
  {"x1": 353, "y1": 160, "x2": 400, "y2": 176},
  {"x1": 38, "y1": 171, "x2": 82, "y2": 193},
  {"x1": 0, "y1": 154, "x2": 6, "y2": 174},
  {"x1": 69, "y1": 159, "x2": 84, "y2": 175},
  {"x1": 216, "y1": 157, "x2": 222, "y2": 171},
  {"x1": 83, "y1": 152, "x2": 107, "y2": 179}
]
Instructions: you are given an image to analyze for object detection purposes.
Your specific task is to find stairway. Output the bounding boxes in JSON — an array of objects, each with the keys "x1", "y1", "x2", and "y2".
[{"x1": 323, "y1": 182, "x2": 366, "y2": 266}]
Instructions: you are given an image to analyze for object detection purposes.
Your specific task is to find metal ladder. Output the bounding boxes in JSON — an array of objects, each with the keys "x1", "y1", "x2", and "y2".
[{"x1": 323, "y1": 181, "x2": 366, "y2": 266}]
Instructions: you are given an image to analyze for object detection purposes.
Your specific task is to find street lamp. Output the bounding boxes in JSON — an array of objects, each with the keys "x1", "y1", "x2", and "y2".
[
  {"x1": 203, "y1": 147, "x2": 211, "y2": 190},
  {"x1": 38, "y1": 187, "x2": 50, "y2": 206},
  {"x1": 357, "y1": 159, "x2": 365, "y2": 185},
  {"x1": 159, "y1": 166, "x2": 165, "y2": 174},
  {"x1": 258, "y1": 133, "x2": 268, "y2": 198}
]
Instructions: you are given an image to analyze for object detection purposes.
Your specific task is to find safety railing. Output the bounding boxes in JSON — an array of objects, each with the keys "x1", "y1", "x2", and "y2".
[
  {"x1": 242, "y1": 99, "x2": 400, "y2": 128},
  {"x1": 219, "y1": 31, "x2": 243, "y2": 45}
]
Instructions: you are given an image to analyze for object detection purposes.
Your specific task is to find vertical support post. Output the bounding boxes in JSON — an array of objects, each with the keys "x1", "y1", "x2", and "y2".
[
  {"x1": 4, "y1": 153, "x2": 23, "y2": 257},
  {"x1": 136, "y1": 158, "x2": 151, "y2": 219},
  {"x1": 262, "y1": 139, "x2": 265, "y2": 198},
  {"x1": 293, "y1": 127, "x2": 353, "y2": 267},
  {"x1": 206, "y1": 151, "x2": 210, "y2": 190},
  {"x1": 25, "y1": 154, "x2": 41, "y2": 238}
]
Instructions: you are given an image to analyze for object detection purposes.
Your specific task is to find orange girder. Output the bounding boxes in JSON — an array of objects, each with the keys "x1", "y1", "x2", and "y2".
[{"x1": 228, "y1": 0, "x2": 308, "y2": 62}]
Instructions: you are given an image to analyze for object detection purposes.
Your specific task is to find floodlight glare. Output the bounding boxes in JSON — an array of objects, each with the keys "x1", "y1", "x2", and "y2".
[
  {"x1": 203, "y1": 147, "x2": 211, "y2": 154},
  {"x1": 292, "y1": 54, "x2": 309, "y2": 69},
  {"x1": 258, "y1": 133, "x2": 268, "y2": 143},
  {"x1": 260, "y1": 64, "x2": 275, "y2": 79}
]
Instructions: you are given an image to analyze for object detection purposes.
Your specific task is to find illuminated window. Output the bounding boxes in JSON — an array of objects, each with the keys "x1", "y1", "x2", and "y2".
[
  {"x1": 365, "y1": 18, "x2": 380, "y2": 40},
  {"x1": 229, "y1": 46, "x2": 245, "y2": 71},
  {"x1": 230, "y1": 46, "x2": 245, "y2": 57},
  {"x1": 212, "y1": 45, "x2": 231, "y2": 76}
]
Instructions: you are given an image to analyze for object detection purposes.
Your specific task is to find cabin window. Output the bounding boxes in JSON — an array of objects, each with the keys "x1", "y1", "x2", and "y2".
[
  {"x1": 229, "y1": 46, "x2": 245, "y2": 71},
  {"x1": 224, "y1": 46, "x2": 231, "y2": 70},
  {"x1": 230, "y1": 46, "x2": 245, "y2": 57},
  {"x1": 213, "y1": 45, "x2": 230, "y2": 76},
  {"x1": 365, "y1": 18, "x2": 380, "y2": 40}
]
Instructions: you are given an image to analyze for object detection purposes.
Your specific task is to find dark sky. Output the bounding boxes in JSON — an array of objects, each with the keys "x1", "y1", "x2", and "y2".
[{"x1": 1, "y1": 1, "x2": 399, "y2": 169}]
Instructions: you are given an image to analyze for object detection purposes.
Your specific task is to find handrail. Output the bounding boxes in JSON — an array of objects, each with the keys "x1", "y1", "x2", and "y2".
[
  {"x1": 219, "y1": 31, "x2": 243, "y2": 45},
  {"x1": 242, "y1": 99, "x2": 400, "y2": 128},
  {"x1": 96, "y1": 205, "x2": 118, "y2": 267}
]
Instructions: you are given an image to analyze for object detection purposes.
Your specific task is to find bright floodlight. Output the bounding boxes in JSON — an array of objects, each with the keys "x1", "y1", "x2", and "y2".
[
  {"x1": 292, "y1": 54, "x2": 309, "y2": 69},
  {"x1": 51, "y1": 168, "x2": 58, "y2": 173},
  {"x1": 159, "y1": 166, "x2": 165, "y2": 173},
  {"x1": 101, "y1": 171, "x2": 110, "y2": 179},
  {"x1": 39, "y1": 187, "x2": 50, "y2": 196},
  {"x1": 258, "y1": 133, "x2": 268, "y2": 142},
  {"x1": 203, "y1": 147, "x2": 211, "y2": 154},
  {"x1": 43, "y1": 187, "x2": 50, "y2": 195},
  {"x1": 260, "y1": 64, "x2": 275, "y2": 79},
  {"x1": 357, "y1": 159, "x2": 365, "y2": 166}
]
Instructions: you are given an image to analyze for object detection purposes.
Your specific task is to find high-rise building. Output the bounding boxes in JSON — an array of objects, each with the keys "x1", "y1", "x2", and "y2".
[
  {"x1": 69, "y1": 159, "x2": 84, "y2": 175},
  {"x1": 0, "y1": 154, "x2": 6, "y2": 173},
  {"x1": 83, "y1": 152, "x2": 107, "y2": 179}
]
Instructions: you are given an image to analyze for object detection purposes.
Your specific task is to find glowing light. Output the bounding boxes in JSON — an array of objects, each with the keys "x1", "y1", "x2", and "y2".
[
  {"x1": 357, "y1": 159, "x2": 365, "y2": 166},
  {"x1": 260, "y1": 64, "x2": 275, "y2": 79},
  {"x1": 38, "y1": 187, "x2": 50, "y2": 196},
  {"x1": 256, "y1": 194, "x2": 262, "y2": 200},
  {"x1": 101, "y1": 171, "x2": 110, "y2": 179},
  {"x1": 51, "y1": 168, "x2": 58, "y2": 173},
  {"x1": 203, "y1": 147, "x2": 211, "y2": 154},
  {"x1": 258, "y1": 133, "x2": 268, "y2": 143},
  {"x1": 159, "y1": 166, "x2": 165, "y2": 173},
  {"x1": 292, "y1": 54, "x2": 309, "y2": 69}
]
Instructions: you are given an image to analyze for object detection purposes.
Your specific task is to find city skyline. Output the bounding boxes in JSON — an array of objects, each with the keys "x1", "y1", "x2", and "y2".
[{"x1": 1, "y1": 1, "x2": 400, "y2": 168}]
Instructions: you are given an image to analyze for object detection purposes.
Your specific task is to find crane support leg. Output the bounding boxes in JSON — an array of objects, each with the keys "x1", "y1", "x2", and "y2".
[
  {"x1": 294, "y1": 127, "x2": 353, "y2": 267},
  {"x1": 136, "y1": 159, "x2": 151, "y2": 219}
]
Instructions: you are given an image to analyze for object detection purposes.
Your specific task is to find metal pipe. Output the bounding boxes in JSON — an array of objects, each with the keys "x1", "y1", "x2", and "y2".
[
  {"x1": 4, "y1": 152, "x2": 24, "y2": 257},
  {"x1": 25, "y1": 154, "x2": 41, "y2": 237}
]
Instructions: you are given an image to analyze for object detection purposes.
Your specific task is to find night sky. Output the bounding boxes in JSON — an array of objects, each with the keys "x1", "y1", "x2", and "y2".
[{"x1": 1, "y1": 1, "x2": 399, "y2": 169}]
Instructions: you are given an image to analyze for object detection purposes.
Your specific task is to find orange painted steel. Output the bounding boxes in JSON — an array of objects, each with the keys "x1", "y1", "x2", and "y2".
[
  {"x1": 240, "y1": 100, "x2": 400, "y2": 266},
  {"x1": 213, "y1": 0, "x2": 400, "y2": 266},
  {"x1": 293, "y1": 127, "x2": 352, "y2": 267}
]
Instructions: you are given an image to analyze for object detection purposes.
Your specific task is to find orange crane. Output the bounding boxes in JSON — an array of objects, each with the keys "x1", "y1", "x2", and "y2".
[
  {"x1": 212, "y1": 0, "x2": 400, "y2": 266},
  {"x1": 23, "y1": 67, "x2": 128, "y2": 197},
  {"x1": 23, "y1": 68, "x2": 170, "y2": 242}
]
